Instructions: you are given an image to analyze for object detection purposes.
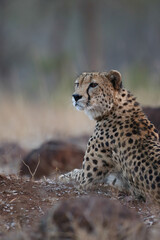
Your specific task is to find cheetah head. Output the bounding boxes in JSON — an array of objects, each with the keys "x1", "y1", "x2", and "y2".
[{"x1": 72, "y1": 70, "x2": 122, "y2": 120}]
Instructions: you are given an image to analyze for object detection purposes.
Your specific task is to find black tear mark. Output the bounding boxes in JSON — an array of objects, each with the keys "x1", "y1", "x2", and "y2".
[{"x1": 86, "y1": 85, "x2": 91, "y2": 102}]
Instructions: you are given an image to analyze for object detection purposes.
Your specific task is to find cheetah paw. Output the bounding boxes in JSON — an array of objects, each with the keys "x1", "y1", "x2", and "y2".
[{"x1": 59, "y1": 169, "x2": 81, "y2": 183}]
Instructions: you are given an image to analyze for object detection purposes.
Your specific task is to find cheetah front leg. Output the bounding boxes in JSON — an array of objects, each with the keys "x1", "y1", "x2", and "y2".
[
  {"x1": 59, "y1": 147, "x2": 114, "y2": 190},
  {"x1": 78, "y1": 152, "x2": 114, "y2": 189}
]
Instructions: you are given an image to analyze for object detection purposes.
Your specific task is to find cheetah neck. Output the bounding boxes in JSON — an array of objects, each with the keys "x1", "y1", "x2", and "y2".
[
  {"x1": 114, "y1": 88, "x2": 142, "y2": 115},
  {"x1": 96, "y1": 88, "x2": 142, "y2": 122},
  {"x1": 96, "y1": 88, "x2": 159, "y2": 141}
]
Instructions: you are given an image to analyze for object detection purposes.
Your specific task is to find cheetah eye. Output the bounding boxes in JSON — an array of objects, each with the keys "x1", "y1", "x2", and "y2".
[
  {"x1": 89, "y1": 82, "x2": 98, "y2": 88},
  {"x1": 75, "y1": 82, "x2": 79, "y2": 88}
]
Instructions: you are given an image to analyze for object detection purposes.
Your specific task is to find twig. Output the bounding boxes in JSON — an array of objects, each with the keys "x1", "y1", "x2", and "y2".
[
  {"x1": 22, "y1": 155, "x2": 40, "y2": 181},
  {"x1": 10, "y1": 198, "x2": 17, "y2": 203},
  {"x1": 32, "y1": 155, "x2": 41, "y2": 178}
]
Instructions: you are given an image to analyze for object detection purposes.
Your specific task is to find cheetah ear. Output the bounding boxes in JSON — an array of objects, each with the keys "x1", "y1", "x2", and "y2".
[{"x1": 107, "y1": 70, "x2": 122, "y2": 91}]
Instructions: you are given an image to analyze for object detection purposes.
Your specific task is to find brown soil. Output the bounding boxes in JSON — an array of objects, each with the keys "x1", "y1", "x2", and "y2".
[
  {"x1": 0, "y1": 174, "x2": 82, "y2": 237},
  {"x1": 0, "y1": 173, "x2": 160, "y2": 239}
]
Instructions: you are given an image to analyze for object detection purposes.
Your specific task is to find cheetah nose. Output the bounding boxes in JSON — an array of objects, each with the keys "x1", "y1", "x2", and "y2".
[{"x1": 72, "y1": 94, "x2": 82, "y2": 102}]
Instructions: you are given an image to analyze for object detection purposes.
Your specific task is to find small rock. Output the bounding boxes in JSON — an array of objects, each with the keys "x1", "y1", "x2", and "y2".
[
  {"x1": 19, "y1": 140, "x2": 84, "y2": 179},
  {"x1": 35, "y1": 196, "x2": 149, "y2": 240}
]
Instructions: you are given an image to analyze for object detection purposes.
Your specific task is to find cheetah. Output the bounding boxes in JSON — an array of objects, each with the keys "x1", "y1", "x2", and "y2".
[{"x1": 60, "y1": 70, "x2": 160, "y2": 203}]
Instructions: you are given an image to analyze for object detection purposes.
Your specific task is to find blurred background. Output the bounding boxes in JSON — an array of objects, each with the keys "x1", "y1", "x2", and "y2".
[{"x1": 0, "y1": 0, "x2": 160, "y2": 147}]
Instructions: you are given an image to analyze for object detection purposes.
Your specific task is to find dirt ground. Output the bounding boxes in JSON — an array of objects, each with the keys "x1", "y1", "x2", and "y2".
[
  {"x1": 0, "y1": 174, "x2": 84, "y2": 237},
  {"x1": 0, "y1": 172, "x2": 160, "y2": 239}
]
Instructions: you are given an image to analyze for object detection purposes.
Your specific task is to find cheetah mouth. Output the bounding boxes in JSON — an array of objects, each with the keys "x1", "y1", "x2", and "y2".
[
  {"x1": 75, "y1": 103, "x2": 85, "y2": 110},
  {"x1": 72, "y1": 97, "x2": 86, "y2": 111}
]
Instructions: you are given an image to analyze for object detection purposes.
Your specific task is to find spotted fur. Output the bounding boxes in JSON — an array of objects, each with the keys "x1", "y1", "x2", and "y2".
[{"x1": 60, "y1": 70, "x2": 160, "y2": 202}]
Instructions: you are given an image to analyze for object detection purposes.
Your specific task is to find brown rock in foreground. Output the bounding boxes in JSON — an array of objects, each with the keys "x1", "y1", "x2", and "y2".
[
  {"x1": 19, "y1": 140, "x2": 84, "y2": 179},
  {"x1": 34, "y1": 196, "x2": 148, "y2": 240}
]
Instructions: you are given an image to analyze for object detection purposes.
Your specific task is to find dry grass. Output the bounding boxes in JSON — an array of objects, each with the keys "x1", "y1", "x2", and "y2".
[
  {"x1": 134, "y1": 88, "x2": 160, "y2": 106},
  {"x1": 0, "y1": 95, "x2": 94, "y2": 148},
  {"x1": 0, "y1": 85, "x2": 159, "y2": 149}
]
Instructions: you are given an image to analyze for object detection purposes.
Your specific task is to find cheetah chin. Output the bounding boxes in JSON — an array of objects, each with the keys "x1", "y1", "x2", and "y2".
[{"x1": 84, "y1": 107, "x2": 102, "y2": 120}]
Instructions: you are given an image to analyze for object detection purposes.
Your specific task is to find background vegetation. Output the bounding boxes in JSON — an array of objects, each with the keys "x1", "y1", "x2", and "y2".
[{"x1": 0, "y1": 0, "x2": 160, "y2": 145}]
